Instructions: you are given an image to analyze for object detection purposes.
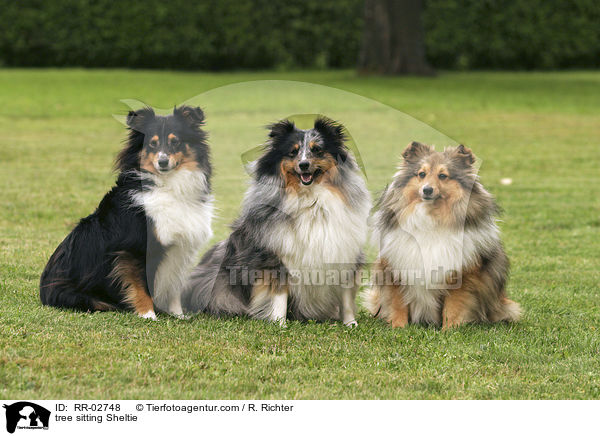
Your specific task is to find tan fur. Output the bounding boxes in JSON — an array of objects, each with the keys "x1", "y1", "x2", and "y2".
[
  {"x1": 366, "y1": 258, "x2": 409, "y2": 328},
  {"x1": 140, "y1": 136, "x2": 198, "y2": 174},
  {"x1": 390, "y1": 288, "x2": 409, "y2": 328},
  {"x1": 317, "y1": 154, "x2": 350, "y2": 205},
  {"x1": 92, "y1": 301, "x2": 117, "y2": 311},
  {"x1": 493, "y1": 298, "x2": 522, "y2": 323},
  {"x1": 319, "y1": 161, "x2": 347, "y2": 204},
  {"x1": 364, "y1": 258, "x2": 398, "y2": 323},
  {"x1": 402, "y1": 158, "x2": 467, "y2": 227},
  {"x1": 250, "y1": 278, "x2": 289, "y2": 321},
  {"x1": 140, "y1": 150, "x2": 158, "y2": 173},
  {"x1": 251, "y1": 279, "x2": 285, "y2": 298},
  {"x1": 368, "y1": 142, "x2": 522, "y2": 329},
  {"x1": 370, "y1": 258, "x2": 517, "y2": 329},
  {"x1": 109, "y1": 252, "x2": 154, "y2": 315},
  {"x1": 442, "y1": 288, "x2": 477, "y2": 330},
  {"x1": 370, "y1": 247, "x2": 522, "y2": 330},
  {"x1": 178, "y1": 144, "x2": 199, "y2": 170},
  {"x1": 279, "y1": 152, "x2": 344, "y2": 201},
  {"x1": 314, "y1": 154, "x2": 338, "y2": 182},
  {"x1": 280, "y1": 159, "x2": 300, "y2": 192},
  {"x1": 169, "y1": 150, "x2": 185, "y2": 169}
]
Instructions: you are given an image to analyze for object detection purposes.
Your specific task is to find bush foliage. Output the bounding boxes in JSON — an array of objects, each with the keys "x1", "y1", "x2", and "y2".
[
  {"x1": 1, "y1": 0, "x2": 598, "y2": 70},
  {"x1": 0, "y1": 0, "x2": 363, "y2": 69},
  {"x1": 424, "y1": 0, "x2": 600, "y2": 69}
]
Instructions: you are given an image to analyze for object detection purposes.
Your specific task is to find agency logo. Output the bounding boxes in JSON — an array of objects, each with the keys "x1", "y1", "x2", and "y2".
[{"x1": 2, "y1": 402, "x2": 50, "y2": 434}]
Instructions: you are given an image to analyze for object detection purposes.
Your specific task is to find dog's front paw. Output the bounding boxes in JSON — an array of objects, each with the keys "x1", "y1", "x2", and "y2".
[
  {"x1": 344, "y1": 319, "x2": 358, "y2": 328},
  {"x1": 139, "y1": 310, "x2": 157, "y2": 321},
  {"x1": 276, "y1": 318, "x2": 287, "y2": 328}
]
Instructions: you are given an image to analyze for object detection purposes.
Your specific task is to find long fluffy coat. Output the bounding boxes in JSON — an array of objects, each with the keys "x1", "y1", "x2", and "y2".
[
  {"x1": 363, "y1": 142, "x2": 521, "y2": 329},
  {"x1": 40, "y1": 106, "x2": 213, "y2": 317},
  {"x1": 183, "y1": 118, "x2": 371, "y2": 325}
]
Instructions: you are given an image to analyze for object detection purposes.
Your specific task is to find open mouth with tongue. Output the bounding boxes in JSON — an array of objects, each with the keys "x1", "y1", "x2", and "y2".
[
  {"x1": 300, "y1": 172, "x2": 314, "y2": 185},
  {"x1": 298, "y1": 169, "x2": 322, "y2": 186}
]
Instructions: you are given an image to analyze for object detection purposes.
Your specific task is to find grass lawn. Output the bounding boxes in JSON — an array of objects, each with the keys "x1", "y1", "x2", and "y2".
[{"x1": 1, "y1": 69, "x2": 599, "y2": 399}]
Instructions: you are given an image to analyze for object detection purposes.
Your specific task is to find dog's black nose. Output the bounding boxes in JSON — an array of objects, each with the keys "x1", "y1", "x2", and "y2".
[
  {"x1": 158, "y1": 157, "x2": 170, "y2": 169},
  {"x1": 423, "y1": 186, "x2": 433, "y2": 196},
  {"x1": 299, "y1": 161, "x2": 310, "y2": 171}
]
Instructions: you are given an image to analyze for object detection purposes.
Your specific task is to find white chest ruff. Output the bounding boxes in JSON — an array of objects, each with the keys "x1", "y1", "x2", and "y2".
[
  {"x1": 379, "y1": 203, "x2": 500, "y2": 323},
  {"x1": 266, "y1": 184, "x2": 369, "y2": 318},
  {"x1": 132, "y1": 170, "x2": 213, "y2": 247},
  {"x1": 131, "y1": 169, "x2": 214, "y2": 313}
]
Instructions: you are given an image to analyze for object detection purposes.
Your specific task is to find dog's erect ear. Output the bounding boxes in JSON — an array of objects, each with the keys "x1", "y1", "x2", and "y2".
[
  {"x1": 453, "y1": 144, "x2": 475, "y2": 166},
  {"x1": 267, "y1": 119, "x2": 296, "y2": 143},
  {"x1": 174, "y1": 106, "x2": 205, "y2": 128},
  {"x1": 126, "y1": 107, "x2": 155, "y2": 132},
  {"x1": 402, "y1": 141, "x2": 432, "y2": 162},
  {"x1": 313, "y1": 117, "x2": 346, "y2": 145}
]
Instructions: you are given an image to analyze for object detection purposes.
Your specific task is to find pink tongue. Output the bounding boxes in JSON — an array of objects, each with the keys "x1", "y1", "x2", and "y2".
[{"x1": 301, "y1": 173, "x2": 312, "y2": 183}]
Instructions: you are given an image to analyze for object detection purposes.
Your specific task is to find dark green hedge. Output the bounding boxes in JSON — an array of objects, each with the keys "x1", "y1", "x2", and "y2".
[
  {"x1": 1, "y1": 0, "x2": 599, "y2": 70},
  {"x1": 424, "y1": 0, "x2": 600, "y2": 69},
  {"x1": 0, "y1": 0, "x2": 364, "y2": 69}
]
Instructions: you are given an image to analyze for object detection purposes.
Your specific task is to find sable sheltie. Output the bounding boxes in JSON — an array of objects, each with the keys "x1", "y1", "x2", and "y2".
[
  {"x1": 363, "y1": 142, "x2": 521, "y2": 329},
  {"x1": 183, "y1": 118, "x2": 371, "y2": 326},
  {"x1": 40, "y1": 106, "x2": 213, "y2": 319}
]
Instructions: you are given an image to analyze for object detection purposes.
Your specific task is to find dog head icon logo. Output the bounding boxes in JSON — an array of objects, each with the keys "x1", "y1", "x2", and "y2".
[{"x1": 3, "y1": 402, "x2": 50, "y2": 433}]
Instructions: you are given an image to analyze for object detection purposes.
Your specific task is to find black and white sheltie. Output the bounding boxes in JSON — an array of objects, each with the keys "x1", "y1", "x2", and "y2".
[
  {"x1": 40, "y1": 106, "x2": 213, "y2": 319},
  {"x1": 363, "y1": 142, "x2": 521, "y2": 329},
  {"x1": 183, "y1": 118, "x2": 371, "y2": 326}
]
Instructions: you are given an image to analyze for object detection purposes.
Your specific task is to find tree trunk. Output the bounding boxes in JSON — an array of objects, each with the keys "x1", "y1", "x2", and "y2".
[{"x1": 358, "y1": 0, "x2": 434, "y2": 75}]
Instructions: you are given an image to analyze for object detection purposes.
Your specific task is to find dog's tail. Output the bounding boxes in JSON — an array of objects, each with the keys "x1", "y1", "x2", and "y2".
[
  {"x1": 40, "y1": 277, "x2": 116, "y2": 311},
  {"x1": 490, "y1": 298, "x2": 522, "y2": 323},
  {"x1": 181, "y1": 242, "x2": 248, "y2": 316},
  {"x1": 500, "y1": 298, "x2": 522, "y2": 322},
  {"x1": 361, "y1": 286, "x2": 382, "y2": 317}
]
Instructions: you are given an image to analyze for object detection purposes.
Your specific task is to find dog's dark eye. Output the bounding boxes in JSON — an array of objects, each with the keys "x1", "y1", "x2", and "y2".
[
  {"x1": 312, "y1": 146, "x2": 323, "y2": 155},
  {"x1": 438, "y1": 173, "x2": 448, "y2": 180},
  {"x1": 149, "y1": 140, "x2": 159, "y2": 148},
  {"x1": 289, "y1": 149, "x2": 298, "y2": 157},
  {"x1": 170, "y1": 137, "x2": 179, "y2": 146},
  {"x1": 418, "y1": 171, "x2": 426, "y2": 179}
]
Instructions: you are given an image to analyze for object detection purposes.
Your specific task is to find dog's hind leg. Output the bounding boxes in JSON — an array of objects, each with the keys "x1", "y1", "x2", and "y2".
[
  {"x1": 129, "y1": 286, "x2": 156, "y2": 320},
  {"x1": 250, "y1": 282, "x2": 288, "y2": 326},
  {"x1": 442, "y1": 288, "x2": 477, "y2": 330},
  {"x1": 111, "y1": 252, "x2": 156, "y2": 320},
  {"x1": 124, "y1": 278, "x2": 156, "y2": 320},
  {"x1": 389, "y1": 288, "x2": 409, "y2": 328}
]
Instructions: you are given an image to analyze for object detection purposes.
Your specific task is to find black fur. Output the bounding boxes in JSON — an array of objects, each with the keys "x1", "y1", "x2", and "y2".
[
  {"x1": 183, "y1": 117, "x2": 370, "y2": 322},
  {"x1": 39, "y1": 106, "x2": 210, "y2": 312},
  {"x1": 256, "y1": 117, "x2": 349, "y2": 179}
]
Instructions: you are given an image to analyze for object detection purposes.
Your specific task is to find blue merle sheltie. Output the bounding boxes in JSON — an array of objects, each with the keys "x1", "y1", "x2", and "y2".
[
  {"x1": 183, "y1": 118, "x2": 371, "y2": 326},
  {"x1": 363, "y1": 142, "x2": 521, "y2": 329},
  {"x1": 40, "y1": 106, "x2": 214, "y2": 319}
]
